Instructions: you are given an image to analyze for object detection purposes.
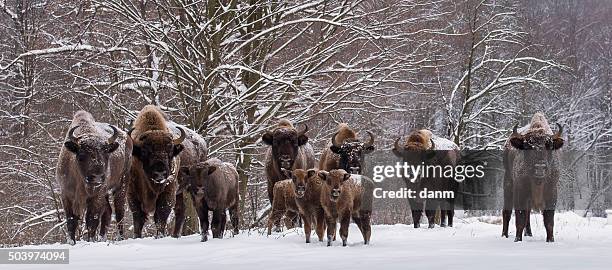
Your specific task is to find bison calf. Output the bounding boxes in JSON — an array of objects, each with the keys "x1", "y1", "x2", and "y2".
[
  {"x1": 266, "y1": 179, "x2": 300, "y2": 235},
  {"x1": 180, "y1": 158, "x2": 240, "y2": 242},
  {"x1": 319, "y1": 169, "x2": 374, "y2": 246}
]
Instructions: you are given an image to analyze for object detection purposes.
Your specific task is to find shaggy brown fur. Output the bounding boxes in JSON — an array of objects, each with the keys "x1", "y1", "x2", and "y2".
[
  {"x1": 502, "y1": 113, "x2": 564, "y2": 242},
  {"x1": 319, "y1": 169, "x2": 374, "y2": 246},
  {"x1": 57, "y1": 111, "x2": 132, "y2": 244},
  {"x1": 392, "y1": 129, "x2": 459, "y2": 229},
  {"x1": 266, "y1": 179, "x2": 300, "y2": 235},
  {"x1": 262, "y1": 119, "x2": 316, "y2": 205},
  {"x1": 319, "y1": 123, "x2": 375, "y2": 174},
  {"x1": 127, "y1": 105, "x2": 185, "y2": 238},
  {"x1": 180, "y1": 158, "x2": 239, "y2": 242},
  {"x1": 170, "y1": 122, "x2": 208, "y2": 238}
]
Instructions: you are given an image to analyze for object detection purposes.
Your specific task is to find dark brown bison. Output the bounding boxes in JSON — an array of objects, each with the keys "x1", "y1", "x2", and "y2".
[
  {"x1": 319, "y1": 123, "x2": 375, "y2": 174},
  {"x1": 179, "y1": 158, "x2": 240, "y2": 242},
  {"x1": 319, "y1": 169, "x2": 374, "y2": 246},
  {"x1": 281, "y1": 168, "x2": 327, "y2": 243},
  {"x1": 262, "y1": 119, "x2": 316, "y2": 203},
  {"x1": 57, "y1": 111, "x2": 132, "y2": 245},
  {"x1": 502, "y1": 113, "x2": 564, "y2": 242},
  {"x1": 169, "y1": 121, "x2": 208, "y2": 238},
  {"x1": 127, "y1": 105, "x2": 186, "y2": 238},
  {"x1": 266, "y1": 179, "x2": 300, "y2": 235},
  {"x1": 393, "y1": 129, "x2": 460, "y2": 228}
]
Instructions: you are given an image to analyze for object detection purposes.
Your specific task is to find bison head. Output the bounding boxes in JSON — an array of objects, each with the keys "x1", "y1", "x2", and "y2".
[
  {"x1": 180, "y1": 162, "x2": 217, "y2": 197},
  {"x1": 131, "y1": 127, "x2": 185, "y2": 184},
  {"x1": 330, "y1": 131, "x2": 375, "y2": 174},
  {"x1": 392, "y1": 135, "x2": 437, "y2": 165},
  {"x1": 282, "y1": 168, "x2": 317, "y2": 199},
  {"x1": 509, "y1": 123, "x2": 564, "y2": 182},
  {"x1": 319, "y1": 169, "x2": 351, "y2": 202},
  {"x1": 64, "y1": 125, "x2": 120, "y2": 187},
  {"x1": 262, "y1": 124, "x2": 309, "y2": 170}
]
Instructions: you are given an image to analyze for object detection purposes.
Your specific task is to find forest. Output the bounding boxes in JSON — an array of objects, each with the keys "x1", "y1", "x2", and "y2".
[{"x1": 0, "y1": 0, "x2": 610, "y2": 246}]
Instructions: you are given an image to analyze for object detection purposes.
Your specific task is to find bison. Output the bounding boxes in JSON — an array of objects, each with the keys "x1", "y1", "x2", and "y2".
[
  {"x1": 266, "y1": 179, "x2": 300, "y2": 235},
  {"x1": 262, "y1": 119, "x2": 316, "y2": 204},
  {"x1": 281, "y1": 168, "x2": 327, "y2": 243},
  {"x1": 169, "y1": 121, "x2": 208, "y2": 238},
  {"x1": 127, "y1": 105, "x2": 186, "y2": 238},
  {"x1": 319, "y1": 169, "x2": 374, "y2": 246},
  {"x1": 502, "y1": 113, "x2": 564, "y2": 242},
  {"x1": 392, "y1": 129, "x2": 460, "y2": 228},
  {"x1": 179, "y1": 158, "x2": 240, "y2": 242},
  {"x1": 319, "y1": 123, "x2": 375, "y2": 174},
  {"x1": 57, "y1": 111, "x2": 132, "y2": 245}
]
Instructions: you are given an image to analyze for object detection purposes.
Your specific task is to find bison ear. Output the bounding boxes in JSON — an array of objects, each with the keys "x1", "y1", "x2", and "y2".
[
  {"x1": 207, "y1": 166, "x2": 217, "y2": 175},
  {"x1": 342, "y1": 173, "x2": 351, "y2": 182},
  {"x1": 281, "y1": 168, "x2": 292, "y2": 179},
  {"x1": 307, "y1": 169, "x2": 317, "y2": 179},
  {"x1": 64, "y1": 141, "x2": 80, "y2": 154},
  {"x1": 105, "y1": 142, "x2": 120, "y2": 153},
  {"x1": 318, "y1": 170, "x2": 329, "y2": 184},
  {"x1": 330, "y1": 145, "x2": 341, "y2": 154},
  {"x1": 173, "y1": 144, "x2": 184, "y2": 157},
  {"x1": 297, "y1": 134, "x2": 309, "y2": 146},
  {"x1": 262, "y1": 132, "x2": 273, "y2": 145},
  {"x1": 509, "y1": 136, "x2": 525, "y2": 150},
  {"x1": 552, "y1": 137, "x2": 564, "y2": 150}
]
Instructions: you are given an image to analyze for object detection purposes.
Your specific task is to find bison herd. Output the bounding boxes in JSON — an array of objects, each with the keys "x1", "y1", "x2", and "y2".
[{"x1": 57, "y1": 106, "x2": 564, "y2": 246}]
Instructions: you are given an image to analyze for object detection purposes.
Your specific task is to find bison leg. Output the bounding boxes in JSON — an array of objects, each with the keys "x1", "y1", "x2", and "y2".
[
  {"x1": 113, "y1": 186, "x2": 126, "y2": 240},
  {"x1": 85, "y1": 199, "x2": 101, "y2": 242},
  {"x1": 325, "y1": 215, "x2": 337, "y2": 247},
  {"x1": 408, "y1": 198, "x2": 423, "y2": 228},
  {"x1": 172, "y1": 192, "x2": 186, "y2": 238},
  {"x1": 99, "y1": 196, "x2": 112, "y2": 241},
  {"x1": 424, "y1": 200, "x2": 438, "y2": 229},
  {"x1": 197, "y1": 203, "x2": 210, "y2": 242},
  {"x1": 524, "y1": 208, "x2": 533, "y2": 237},
  {"x1": 502, "y1": 209, "x2": 512, "y2": 238},
  {"x1": 543, "y1": 210, "x2": 555, "y2": 242},
  {"x1": 447, "y1": 198, "x2": 455, "y2": 227},
  {"x1": 339, "y1": 212, "x2": 351, "y2": 247},
  {"x1": 302, "y1": 213, "x2": 312, "y2": 243},
  {"x1": 357, "y1": 210, "x2": 372, "y2": 245},
  {"x1": 315, "y1": 208, "x2": 326, "y2": 242},
  {"x1": 229, "y1": 204, "x2": 240, "y2": 236},
  {"x1": 153, "y1": 197, "x2": 173, "y2": 239},
  {"x1": 514, "y1": 209, "x2": 527, "y2": 242},
  {"x1": 284, "y1": 210, "x2": 299, "y2": 229},
  {"x1": 63, "y1": 198, "x2": 78, "y2": 245},
  {"x1": 132, "y1": 209, "x2": 146, "y2": 239},
  {"x1": 439, "y1": 200, "x2": 447, "y2": 228},
  {"x1": 211, "y1": 209, "x2": 225, "y2": 239}
]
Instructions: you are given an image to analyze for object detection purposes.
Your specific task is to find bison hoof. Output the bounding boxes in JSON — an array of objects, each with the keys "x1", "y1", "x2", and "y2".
[
  {"x1": 428, "y1": 224, "x2": 435, "y2": 229},
  {"x1": 414, "y1": 223, "x2": 420, "y2": 229},
  {"x1": 274, "y1": 226, "x2": 283, "y2": 233},
  {"x1": 201, "y1": 235, "x2": 208, "y2": 242},
  {"x1": 502, "y1": 233, "x2": 508, "y2": 238},
  {"x1": 364, "y1": 240, "x2": 369, "y2": 245},
  {"x1": 524, "y1": 231, "x2": 533, "y2": 237},
  {"x1": 67, "y1": 238, "x2": 76, "y2": 246},
  {"x1": 305, "y1": 239, "x2": 310, "y2": 244},
  {"x1": 342, "y1": 240, "x2": 347, "y2": 246},
  {"x1": 547, "y1": 237, "x2": 554, "y2": 243},
  {"x1": 514, "y1": 236, "x2": 522, "y2": 242},
  {"x1": 440, "y1": 223, "x2": 447, "y2": 228},
  {"x1": 233, "y1": 229, "x2": 239, "y2": 236}
]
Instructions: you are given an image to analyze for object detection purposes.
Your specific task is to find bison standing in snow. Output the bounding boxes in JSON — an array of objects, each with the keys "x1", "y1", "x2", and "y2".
[
  {"x1": 392, "y1": 129, "x2": 460, "y2": 228},
  {"x1": 281, "y1": 168, "x2": 327, "y2": 243},
  {"x1": 57, "y1": 111, "x2": 132, "y2": 244},
  {"x1": 127, "y1": 105, "x2": 186, "y2": 238},
  {"x1": 502, "y1": 113, "x2": 564, "y2": 242}
]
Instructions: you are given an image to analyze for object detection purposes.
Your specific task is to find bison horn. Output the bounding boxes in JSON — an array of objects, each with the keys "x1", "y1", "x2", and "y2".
[
  {"x1": 331, "y1": 131, "x2": 342, "y2": 147},
  {"x1": 429, "y1": 138, "x2": 435, "y2": 150},
  {"x1": 393, "y1": 137, "x2": 404, "y2": 154},
  {"x1": 68, "y1": 126, "x2": 80, "y2": 143},
  {"x1": 127, "y1": 127, "x2": 135, "y2": 138},
  {"x1": 298, "y1": 123, "x2": 309, "y2": 136},
  {"x1": 364, "y1": 131, "x2": 375, "y2": 148},
  {"x1": 173, "y1": 126, "x2": 186, "y2": 145},
  {"x1": 555, "y1": 123, "x2": 563, "y2": 137},
  {"x1": 107, "y1": 125, "x2": 119, "y2": 144},
  {"x1": 511, "y1": 124, "x2": 520, "y2": 136}
]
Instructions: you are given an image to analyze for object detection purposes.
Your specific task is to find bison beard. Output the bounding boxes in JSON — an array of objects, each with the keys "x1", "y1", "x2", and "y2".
[
  {"x1": 57, "y1": 111, "x2": 132, "y2": 245},
  {"x1": 502, "y1": 113, "x2": 564, "y2": 242}
]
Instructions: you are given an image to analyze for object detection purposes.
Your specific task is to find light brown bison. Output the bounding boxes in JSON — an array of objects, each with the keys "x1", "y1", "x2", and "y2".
[
  {"x1": 57, "y1": 111, "x2": 132, "y2": 245},
  {"x1": 179, "y1": 158, "x2": 240, "y2": 242},
  {"x1": 127, "y1": 105, "x2": 186, "y2": 238},
  {"x1": 319, "y1": 123, "x2": 375, "y2": 174},
  {"x1": 502, "y1": 113, "x2": 564, "y2": 242},
  {"x1": 169, "y1": 121, "x2": 208, "y2": 238},
  {"x1": 319, "y1": 169, "x2": 374, "y2": 246},
  {"x1": 392, "y1": 129, "x2": 460, "y2": 228},
  {"x1": 266, "y1": 179, "x2": 300, "y2": 235},
  {"x1": 281, "y1": 168, "x2": 327, "y2": 243},
  {"x1": 262, "y1": 119, "x2": 316, "y2": 204}
]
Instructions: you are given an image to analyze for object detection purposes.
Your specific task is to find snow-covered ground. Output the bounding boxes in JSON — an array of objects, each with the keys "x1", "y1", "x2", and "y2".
[{"x1": 7, "y1": 212, "x2": 612, "y2": 270}]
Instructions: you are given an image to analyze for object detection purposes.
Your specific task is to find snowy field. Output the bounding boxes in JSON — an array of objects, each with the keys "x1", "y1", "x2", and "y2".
[{"x1": 6, "y1": 212, "x2": 612, "y2": 270}]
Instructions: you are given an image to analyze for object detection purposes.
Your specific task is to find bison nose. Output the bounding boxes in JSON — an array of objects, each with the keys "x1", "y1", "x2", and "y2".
[
  {"x1": 85, "y1": 174, "x2": 104, "y2": 186},
  {"x1": 152, "y1": 171, "x2": 168, "y2": 183},
  {"x1": 331, "y1": 189, "x2": 340, "y2": 197},
  {"x1": 349, "y1": 166, "x2": 360, "y2": 174}
]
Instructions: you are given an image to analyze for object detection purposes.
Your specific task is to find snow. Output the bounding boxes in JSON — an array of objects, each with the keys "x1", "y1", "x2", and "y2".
[{"x1": 7, "y1": 212, "x2": 612, "y2": 270}]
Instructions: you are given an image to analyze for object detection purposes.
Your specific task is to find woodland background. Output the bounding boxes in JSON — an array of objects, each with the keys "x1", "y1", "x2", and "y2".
[{"x1": 1, "y1": 0, "x2": 610, "y2": 246}]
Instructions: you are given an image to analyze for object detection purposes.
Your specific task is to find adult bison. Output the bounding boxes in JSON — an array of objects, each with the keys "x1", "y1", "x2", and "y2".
[
  {"x1": 57, "y1": 111, "x2": 132, "y2": 245},
  {"x1": 169, "y1": 121, "x2": 208, "y2": 238},
  {"x1": 319, "y1": 123, "x2": 375, "y2": 174},
  {"x1": 502, "y1": 113, "x2": 564, "y2": 242},
  {"x1": 127, "y1": 105, "x2": 186, "y2": 238},
  {"x1": 262, "y1": 119, "x2": 316, "y2": 204},
  {"x1": 393, "y1": 129, "x2": 460, "y2": 228}
]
